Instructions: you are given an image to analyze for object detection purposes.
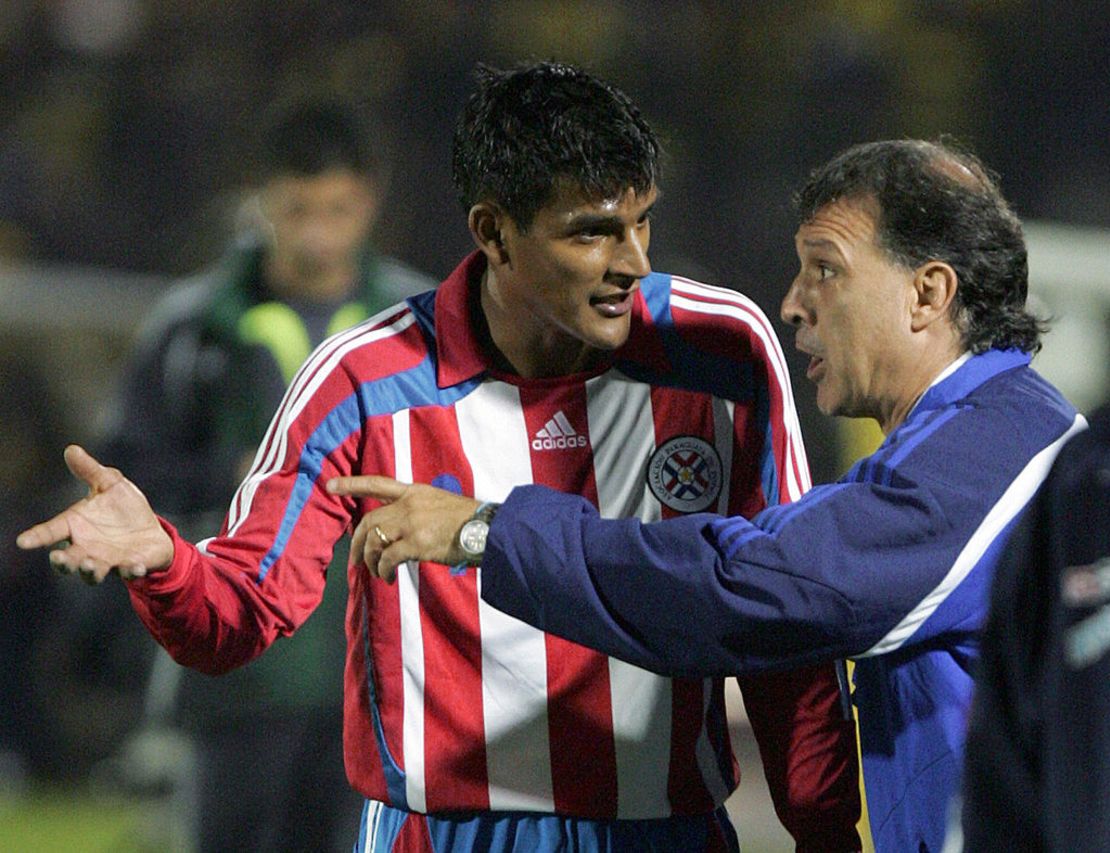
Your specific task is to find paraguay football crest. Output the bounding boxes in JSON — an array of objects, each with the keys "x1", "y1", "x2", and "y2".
[{"x1": 646, "y1": 435, "x2": 723, "y2": 513}]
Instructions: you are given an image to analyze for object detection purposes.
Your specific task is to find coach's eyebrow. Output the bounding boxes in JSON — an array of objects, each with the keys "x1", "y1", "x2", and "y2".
[{"x1": 800, "y1": 237, "x2": 846, "y2": 259}]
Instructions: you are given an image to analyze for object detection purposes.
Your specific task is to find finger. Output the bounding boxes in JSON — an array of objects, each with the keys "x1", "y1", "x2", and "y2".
[
  {"x1": 378, "y1": 559, "x2": 397, "y2": 584},
  {"x1": 327, "y1": 475, "x2": 408, "y2": 501},
  {"x1": 49, "y1": 549, "x2": 79, "y2": 576},
  {"x1": 48, "y1": 544, "x2": 84, "y2": 573},
  {"x1": 16, "y1": 514, "x2": 75, "y2": 550},
  {"x1": 77, "y1": 558, "x2": 112, "y2": 586},
  {"x1": 118, "y1": 563, "x2": 149, "y2": 581},
  {"x1": 46, "y1": 540, "x2": 94, "y2": 574},
  {"x1": 375, "y1": 549, "x2": 402, "y2": 584},
  {"x1": 63, "y1": 444, "x2": 122, "y2": 493},
  {"x1": 350, "y1": 520, "x2": 370, "y2": 569},
  {"x1": 360, "y1": 523, "x2": 389, "y2": 574}
]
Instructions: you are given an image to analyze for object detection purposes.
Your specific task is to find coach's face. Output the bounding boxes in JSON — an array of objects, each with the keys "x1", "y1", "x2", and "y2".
[
  {"x1": 781, "y1": 196, "x2": 922, "y2": 433},
  {"x1": 471, "y1": 181, "x2": 655, "y2": 379}
]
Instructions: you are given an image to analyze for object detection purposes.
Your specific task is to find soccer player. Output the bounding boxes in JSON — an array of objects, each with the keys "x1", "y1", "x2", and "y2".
[
  {"x1": 327, "y1": 139, "x2": 1084, "y2": 851},
  {"x1": 18, "y1": 63, "x2": 860, "y2": 851}
]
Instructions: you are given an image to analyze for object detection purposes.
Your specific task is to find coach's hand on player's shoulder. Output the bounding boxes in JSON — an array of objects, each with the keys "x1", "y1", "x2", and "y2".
[
  {"x1": 327, "y1": 475, "x2": 480, "y2": 583},
  {"x1": 15, "y1": 445, "x2": 174, "y2": 585}
]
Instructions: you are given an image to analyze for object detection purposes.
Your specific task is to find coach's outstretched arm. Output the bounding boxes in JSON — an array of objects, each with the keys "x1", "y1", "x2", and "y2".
[
  {"x1": 332, "y1": 474, "x2": 874, "y2": 677},
  {"x1": 16, "y1": 445, "x2": 174, "y2": 583},
  {"x1": 475, "y1": 485, "x2": 863, "y2": 677},
  {"x1": 336, "y1": 468, "x2": 971, "y2": 678}
]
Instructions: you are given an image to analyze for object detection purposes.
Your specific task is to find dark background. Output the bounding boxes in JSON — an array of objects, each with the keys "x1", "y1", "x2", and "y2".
[{"x1": 2, "y1": 0, "x2": 1108, "y2": 479}]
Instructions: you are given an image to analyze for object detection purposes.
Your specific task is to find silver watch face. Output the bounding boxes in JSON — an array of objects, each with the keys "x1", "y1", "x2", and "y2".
[{"x1": 459, "y1": 519, "x2": 489, "y2": 559}]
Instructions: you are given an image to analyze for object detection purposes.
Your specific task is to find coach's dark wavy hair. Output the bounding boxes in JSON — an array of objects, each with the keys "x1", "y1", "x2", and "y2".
[
  {"x1": 452, "y1": 61, "x2": 660, "y2": 230},
  {"x1": 794, "y1": 138, "x2": 1046, "y2": 353}
]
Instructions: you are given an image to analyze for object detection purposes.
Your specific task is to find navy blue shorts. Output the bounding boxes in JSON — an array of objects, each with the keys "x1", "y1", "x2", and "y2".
[{"x1": 355, "y1": 800, "x2": 740, "y2": 852}]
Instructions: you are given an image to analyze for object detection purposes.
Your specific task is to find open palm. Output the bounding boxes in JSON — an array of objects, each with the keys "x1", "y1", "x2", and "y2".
[{"x1": 16, "y1": 445, "x2": 174, "y2": 583}]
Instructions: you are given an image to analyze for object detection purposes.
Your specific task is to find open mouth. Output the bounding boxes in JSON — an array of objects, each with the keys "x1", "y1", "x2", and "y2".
[
  {"x1": 806, "y1": 354, "x2": 825, "y2": 379},
  {"x1": 589, "y1": 290, "x2": 635, "y2": 317}
]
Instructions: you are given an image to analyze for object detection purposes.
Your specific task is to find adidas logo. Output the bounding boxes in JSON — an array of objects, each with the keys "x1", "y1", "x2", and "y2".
[{"x1": 531, "y1": 411, "x2": 588, "y2": 451}]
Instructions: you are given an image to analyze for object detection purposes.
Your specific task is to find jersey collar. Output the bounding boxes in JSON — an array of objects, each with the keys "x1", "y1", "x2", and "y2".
[
  {"x1": 433, "y1": 251, "x2": 494, "y2": 388},
  {"x1": 431, "y1": 250, "x2": 657, "y2": 389}
]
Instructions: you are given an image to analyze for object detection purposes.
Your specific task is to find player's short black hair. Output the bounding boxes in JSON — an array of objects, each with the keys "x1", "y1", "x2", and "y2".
[
  {"x1": 259, "y1": 98, "x2": 377, "y2": 178},
  {"x1": 795, "y1": 138, "x2": 1046, "y2": 353},
  {"x1": 452, "y1": 61, "x2": 660, "y2": 230}
]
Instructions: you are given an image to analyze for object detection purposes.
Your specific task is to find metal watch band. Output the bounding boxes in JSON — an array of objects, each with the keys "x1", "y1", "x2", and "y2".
[{"x1": 458, "y1": 501, "x2": 501, "y2": 565}]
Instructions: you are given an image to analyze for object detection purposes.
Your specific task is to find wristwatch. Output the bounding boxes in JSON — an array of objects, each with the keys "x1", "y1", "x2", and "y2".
[{"x1": 458, "y1": 501, "x2": 500, "y2": 565}]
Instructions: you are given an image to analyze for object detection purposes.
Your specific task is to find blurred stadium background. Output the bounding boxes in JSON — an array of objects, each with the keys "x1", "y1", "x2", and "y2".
[{"x1": 1, "y1": 2, "x2": 1107, "y2": 851}]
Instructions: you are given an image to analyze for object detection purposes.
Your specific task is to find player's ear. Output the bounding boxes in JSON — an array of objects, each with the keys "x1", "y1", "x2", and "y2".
[{"x1": 468, "y1": 202, "x2": 510, "y2": 267}]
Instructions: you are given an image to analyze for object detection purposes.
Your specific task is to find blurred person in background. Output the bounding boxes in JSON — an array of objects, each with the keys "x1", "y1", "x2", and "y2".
[
  {"x1": 19, "y1": 61, "x2": 861, "y2": 852},
  {"x1": 333, "y1": 138, "x2": 1085, "y2": 852},
  {"x1": 958, "y1": 401, "x2": 1109, "y2": 851},
  {"x1": 98, "y1": 97, "x2": 435, "y2": 852}
]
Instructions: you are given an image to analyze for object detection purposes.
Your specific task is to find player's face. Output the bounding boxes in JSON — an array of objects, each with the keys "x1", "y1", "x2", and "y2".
[
  {"x1": 487, "y1": 182, "x2": 655, "y2": 377},
  {"x1": 781, "y1": 196, "x2": 918, "y2": 430},
  {"x1": 260, "y1": 167, "x2": 378, "y2": 295}
]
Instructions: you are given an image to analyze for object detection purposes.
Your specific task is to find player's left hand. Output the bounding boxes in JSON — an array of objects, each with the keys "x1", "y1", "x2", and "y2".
[{"x1": 326, "y1": 475, "x2": 480, "y2": 582}]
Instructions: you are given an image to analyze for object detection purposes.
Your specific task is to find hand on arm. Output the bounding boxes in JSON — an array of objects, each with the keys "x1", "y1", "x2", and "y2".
[
  {"x1": 326, "y1": 475, "x2": 480, "y2": 582},
  {"x1": 15, "y1": 445, "x2": 174, "y2": 584}
]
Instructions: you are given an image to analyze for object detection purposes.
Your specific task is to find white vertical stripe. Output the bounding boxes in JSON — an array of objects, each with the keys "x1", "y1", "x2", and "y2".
[
  {"x1": 694, "y1": 681, "x2": 733, "y2": 805},
  {"x1": 607, "y1": 658, "x2": 673, "y2": 818},
  {"x1": 457, "y1": 382, "x2": 554, "y2": 811},
  {"x1": 587, "y1": 371, "x2": 672, "y2": 817},
  {"x1": 863, "y1": 415, "x2": 1088, "y2": 656},
  {"x1": 713, "y1": 397, "x2": 736, "y2": 515},
  {"x1": 587, "y1": 370, "x2": 661, "y2": 524},
  {"x1": 392, "y1": 409, "x2": 427, "y2": 813}
]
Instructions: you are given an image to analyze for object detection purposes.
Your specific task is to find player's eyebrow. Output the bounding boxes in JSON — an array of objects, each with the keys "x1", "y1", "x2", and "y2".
[
  {"x1": 567, "y1": 212, "x2": 622, "y2": 230},
  {"x1": 566, "y1": 201, "x2": 656, "y2": 231}
]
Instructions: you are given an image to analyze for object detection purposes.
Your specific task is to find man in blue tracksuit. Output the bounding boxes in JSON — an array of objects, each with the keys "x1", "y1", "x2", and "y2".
[{"x1": 332, "y1": 139, "x2": 1083, "y2": 851}]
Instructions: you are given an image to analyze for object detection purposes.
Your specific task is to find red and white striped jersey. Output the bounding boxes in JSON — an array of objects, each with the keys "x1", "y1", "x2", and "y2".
[{"x1": 129, "y1": 252, "x2": 854, "y2": 830}]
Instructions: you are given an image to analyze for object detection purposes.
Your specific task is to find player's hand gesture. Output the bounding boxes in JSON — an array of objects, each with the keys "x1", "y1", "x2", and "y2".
[
  {"x1": 16, "y1": 445, "x2": 174, "y2": 584},
  {"x1": 326, "y1": 475, "x2": 479, "y2": 582}
]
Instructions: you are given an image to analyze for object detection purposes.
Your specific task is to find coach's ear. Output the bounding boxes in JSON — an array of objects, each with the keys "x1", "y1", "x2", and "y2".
[
  {"x1": 469, "y1": 202, "x2": 510, "y2": 267},
  {"x1": 910, "y1": 260, "x2": 958, "y2": 332}
]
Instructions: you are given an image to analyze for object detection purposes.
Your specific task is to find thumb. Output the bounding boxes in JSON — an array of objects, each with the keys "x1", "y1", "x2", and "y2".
[
  {"x1": 63, "y1": 444, "x2": 121, "y2": 493},
  {"x1": 326, "y1": 474, "x2": 409, "y2": 502}
]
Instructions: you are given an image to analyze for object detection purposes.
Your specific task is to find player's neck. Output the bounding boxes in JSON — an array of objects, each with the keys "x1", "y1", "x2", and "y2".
[{"x1": 475, "y1": 269, "x2": 603, "y2": 380}]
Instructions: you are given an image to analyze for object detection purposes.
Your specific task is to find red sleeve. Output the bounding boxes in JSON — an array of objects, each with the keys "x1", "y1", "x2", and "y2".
[
  {"x1": 740, "y1": 665, "x2": 862, "y2": 850},
  {"x1": 126, "y1": 519, "x2": 305, "y2": 674},
  {"x1": 125, "y1": 337, "x2": 367, "y2": 674}
]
